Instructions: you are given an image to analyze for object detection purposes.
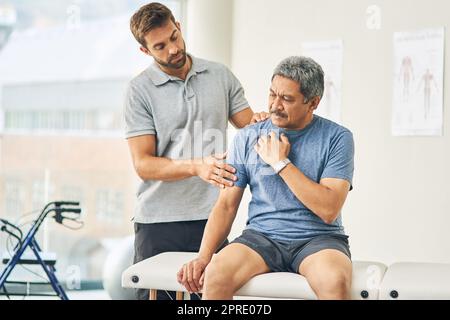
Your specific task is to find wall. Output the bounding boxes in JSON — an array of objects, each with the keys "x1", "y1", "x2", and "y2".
[
  {"x1": 185, "y1": 0, "x2": 233, "y2": 67},
  {"x1": 230, "y1": 0, "x2": 450, "y2": 264}
]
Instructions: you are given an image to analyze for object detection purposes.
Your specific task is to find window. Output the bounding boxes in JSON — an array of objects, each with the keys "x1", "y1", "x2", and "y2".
[
  {"x1": 60, "y1": 186, "x2": 84, "y2": 209},
  {"x1": 96, "y1": 189, "x2": 124, "y2": 226},
  {"x1": 3, "y1": 178, "x2": 24, "y2": 218},
  {"x1": 31, "y1": 179, "x2": 55, "y2": 212},
  {"x1": 0, "y1": 0, "x2": 184, "y2": 292}
]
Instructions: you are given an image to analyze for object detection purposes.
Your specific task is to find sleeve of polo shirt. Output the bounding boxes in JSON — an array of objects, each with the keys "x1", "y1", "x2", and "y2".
[
  {"x1": 226, "y1": 130, "x2": 249, "y2": 189},
  {"x1": 226, "y1": 68, "x2": 250, "y2": 118},
  {"x1": 124, "y1": 84, "x2": 156, "y2": 139}
]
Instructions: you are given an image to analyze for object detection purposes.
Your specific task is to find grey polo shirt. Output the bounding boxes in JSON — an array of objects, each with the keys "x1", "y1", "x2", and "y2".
[{"x1": 124, "y1": 55, "x2": 249, "y2": 223}]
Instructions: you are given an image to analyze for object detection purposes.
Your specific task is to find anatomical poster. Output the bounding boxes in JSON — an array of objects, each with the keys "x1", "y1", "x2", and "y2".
[
  {"x1": 392, "y1": 28, "x2": 444, "y2": 136},
  {"x1": 301, "y1": 40, "x2": 343, "y2": 124}
]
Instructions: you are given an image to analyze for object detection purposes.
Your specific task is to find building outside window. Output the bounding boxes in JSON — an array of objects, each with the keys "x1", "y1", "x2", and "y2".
[
  {"x1": 96, "y1": 189, "x2": 125, "y2": 226},
  {"x1": 3, "y1": 177, "x2": 23, "y2": 218},
  {"x1": 0, "y1": 0, "x2": 184, "y2": 297}
]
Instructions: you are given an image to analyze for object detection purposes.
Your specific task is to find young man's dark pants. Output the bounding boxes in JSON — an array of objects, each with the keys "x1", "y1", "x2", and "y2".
[{"x1": 134, "y1": 219, "x2": 228, "y2": 300}]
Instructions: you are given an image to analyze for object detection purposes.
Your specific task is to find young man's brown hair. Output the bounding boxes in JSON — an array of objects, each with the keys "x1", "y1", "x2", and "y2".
[{"x1": 130, "y1": 2, "x2": 177, "y2": 48}]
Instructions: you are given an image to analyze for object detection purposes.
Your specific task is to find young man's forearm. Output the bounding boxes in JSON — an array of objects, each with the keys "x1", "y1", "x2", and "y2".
[
  {"x1": 134, "y1": 155, "x2": 199, "y2": 181},
  {"x1": 279, "y1": 164, "x2": 341, "y2": 224}
]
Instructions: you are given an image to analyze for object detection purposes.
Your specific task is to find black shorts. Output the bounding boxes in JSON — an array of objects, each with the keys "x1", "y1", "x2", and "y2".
[
  {"x1": 232, "y1": 229, "x2": 351, "y2": 273},
  {"x1": 134, "y1": 220, "x2": 228, "y2": 300}
]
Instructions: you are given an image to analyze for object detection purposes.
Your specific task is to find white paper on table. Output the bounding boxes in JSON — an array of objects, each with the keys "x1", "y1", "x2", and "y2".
[
  {"x1": 392, "y1": 27, "x2": 445, "y2": 136},
  {"x1": 301, "y1": 40, "x2": 343, "y2": 124}
]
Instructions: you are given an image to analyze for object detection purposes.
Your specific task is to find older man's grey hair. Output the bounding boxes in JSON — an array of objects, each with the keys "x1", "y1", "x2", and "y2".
[{"x1": 272, "y1": 56, "x2": 325, "y2": 103}]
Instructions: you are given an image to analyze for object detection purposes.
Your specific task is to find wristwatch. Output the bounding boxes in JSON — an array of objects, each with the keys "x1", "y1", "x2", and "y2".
[{"x1": 272, "y1": 158, "x2": 291, "y2": 174}]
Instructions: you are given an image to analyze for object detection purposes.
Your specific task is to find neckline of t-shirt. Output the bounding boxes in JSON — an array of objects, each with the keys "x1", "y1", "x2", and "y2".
[{"x1": 269, "y1": 115, "x2": 319, "y2": 136}]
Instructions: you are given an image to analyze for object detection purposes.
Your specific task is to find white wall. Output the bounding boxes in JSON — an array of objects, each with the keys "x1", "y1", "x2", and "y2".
[
  {"x1": 230, "y1": 0, "x2": 450, "y2": 265},
  {"x1": 185, "y1": 0, "x2": 232, "y2": 67}
]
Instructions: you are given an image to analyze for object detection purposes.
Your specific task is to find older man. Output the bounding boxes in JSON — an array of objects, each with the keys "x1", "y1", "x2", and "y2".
[{"x1": 178, "y1": 56, "x2": 354, "y2": 300}]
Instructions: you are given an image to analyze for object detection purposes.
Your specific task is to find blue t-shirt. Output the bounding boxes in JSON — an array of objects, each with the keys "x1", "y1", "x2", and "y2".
[{"x1": 227, "y1": 116, "x2": 354, "y2": 243}]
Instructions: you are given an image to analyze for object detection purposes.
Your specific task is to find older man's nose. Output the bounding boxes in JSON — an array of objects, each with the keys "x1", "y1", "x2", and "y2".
[{"x1": 271, "y1": 97, "x2": 283, "y2": 111}]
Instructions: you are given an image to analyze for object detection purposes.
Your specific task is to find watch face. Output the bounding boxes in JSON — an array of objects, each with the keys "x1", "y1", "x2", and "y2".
[
  {"x1": 273, "y1": 161, "x2": 284, "y2": 174},
  {"x1": 274, "y1": 159, "x2": 290, "y2": 174},
  {"x1": 271, "y1": 159, "x2": 290, "y2": 174}
]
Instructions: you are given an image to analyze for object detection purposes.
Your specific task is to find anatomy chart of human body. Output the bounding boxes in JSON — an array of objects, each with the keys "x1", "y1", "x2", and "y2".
[
  {"x1": 393, "y1": 28, "x2": 444, "y2": 136},
  {"x1": 302, "y1": 40, "x2": 343, "y2": 124}
]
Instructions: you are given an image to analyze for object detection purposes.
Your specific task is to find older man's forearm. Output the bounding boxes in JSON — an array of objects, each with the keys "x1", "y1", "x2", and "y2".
[
  {"x1": 279, "y1": 164, "x2": 341, "y2": 224},
  {"x1": 198, "y1": 203, "x2": 237, "y2": 261}
]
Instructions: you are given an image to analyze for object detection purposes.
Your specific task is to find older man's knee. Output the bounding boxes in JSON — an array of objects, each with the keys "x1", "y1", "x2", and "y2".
[
  {"x1": 304, "y1": 266, "x2": 351, "y2": 299},
  {"x1": 204, "y1": 256, "x2": 234, "y2": 292},
  {"x1": 315, "y1": 270, "x2": 351, "y2": 298}
]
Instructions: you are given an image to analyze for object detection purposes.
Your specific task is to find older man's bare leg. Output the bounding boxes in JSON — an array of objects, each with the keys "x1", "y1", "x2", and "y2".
[
  {"x1": 202, "y1": 243, "x2": 270, "y2": 300},
  {"x1": 299, "y1": 249, "x2": 352, "y2": 300}
]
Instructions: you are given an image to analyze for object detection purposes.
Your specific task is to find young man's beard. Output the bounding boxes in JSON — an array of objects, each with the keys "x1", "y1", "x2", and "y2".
[{"x1": 155, "y1": 46, "x2": 187, "y2": 70}]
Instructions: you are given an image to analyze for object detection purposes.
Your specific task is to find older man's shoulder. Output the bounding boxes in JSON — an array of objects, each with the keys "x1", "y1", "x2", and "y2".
[{"x1": 316, "y1": 115, "x2": 353, "y2": 136}]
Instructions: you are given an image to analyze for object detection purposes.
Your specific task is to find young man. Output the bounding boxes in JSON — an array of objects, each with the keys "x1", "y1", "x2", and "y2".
[
  {"x1": 178, "y1": 56, "x2": 355, "y2": 300},
  {"x1": 124, "y1": 3, "x2": 267, "y2": 300}
]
